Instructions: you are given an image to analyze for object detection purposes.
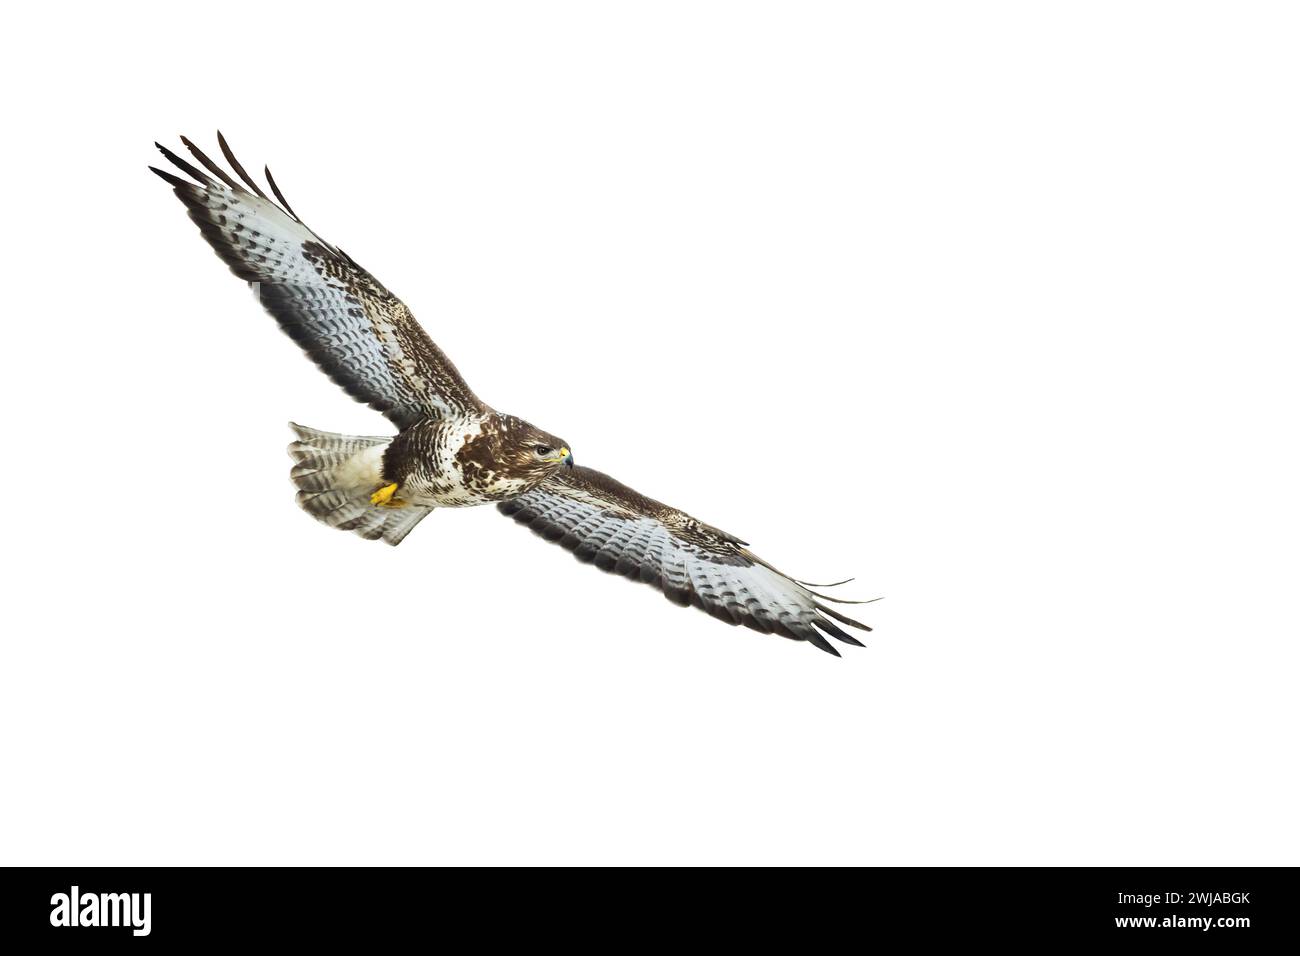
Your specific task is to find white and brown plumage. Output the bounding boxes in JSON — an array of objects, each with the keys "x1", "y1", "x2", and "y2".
[{"x1": 152, "y1": 134, "x2": 875, "y2": 656}]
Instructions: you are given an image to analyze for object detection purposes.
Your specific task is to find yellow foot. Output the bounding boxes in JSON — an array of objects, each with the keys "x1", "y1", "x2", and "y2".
[{"x1": 370, "y1": 483, "x2": 404, "y2": 507}]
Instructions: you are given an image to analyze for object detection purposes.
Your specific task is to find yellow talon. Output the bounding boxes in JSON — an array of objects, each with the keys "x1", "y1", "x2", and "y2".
[{"x1": 370, "y1": 483, "x2": 402, "y2": 507}]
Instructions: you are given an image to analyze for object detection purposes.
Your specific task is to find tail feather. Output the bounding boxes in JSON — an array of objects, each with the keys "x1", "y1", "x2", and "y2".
[{"x1": 287, "y1": 423, "x2": 432, "y2": 545}]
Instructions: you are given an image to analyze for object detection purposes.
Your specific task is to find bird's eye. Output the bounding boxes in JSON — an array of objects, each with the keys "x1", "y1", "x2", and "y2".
[{"x1": 535, "y1": 445, "x2": 553, "y2": 457}]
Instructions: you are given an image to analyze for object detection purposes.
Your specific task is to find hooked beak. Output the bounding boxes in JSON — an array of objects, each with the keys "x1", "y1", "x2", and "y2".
[{"x1": 561, "y1": 447, "x2": 574, "y2": 469}]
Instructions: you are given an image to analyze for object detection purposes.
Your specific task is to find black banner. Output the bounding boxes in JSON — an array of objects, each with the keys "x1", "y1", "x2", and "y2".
[{"x1": 0, "y1": 867, "x2": 1291, "y2": 945}]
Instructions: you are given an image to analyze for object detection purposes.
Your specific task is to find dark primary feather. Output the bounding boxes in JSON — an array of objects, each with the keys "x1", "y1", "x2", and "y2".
[
  {"x1": 499, "y1": 466, "x2": 872, "y2": 655},
  {"x1": 264, "y1": 165, "x2": 302, "y2": 222},
  {"x1": 180, "y1": 134, "x2": 240, "y2": 190},
  {"x1": 217, "y1": 131, "x2": 270, "y2": 200},
  {"x1": 152, "y1": 134, "x2": 485, "y2": 428}
]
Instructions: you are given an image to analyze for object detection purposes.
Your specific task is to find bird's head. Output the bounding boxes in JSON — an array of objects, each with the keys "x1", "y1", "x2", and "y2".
[{"x1": 498, "y1": 415, "x2": 573, "y2": 480}]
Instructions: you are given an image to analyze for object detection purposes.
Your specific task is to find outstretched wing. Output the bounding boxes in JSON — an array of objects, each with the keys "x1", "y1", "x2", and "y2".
[
  {"x1": 151, "y1": 134, "x2": 485, "y2": 428},
  {"x1": 499, "y1": 466, "x2": 873, "y2": 656}
]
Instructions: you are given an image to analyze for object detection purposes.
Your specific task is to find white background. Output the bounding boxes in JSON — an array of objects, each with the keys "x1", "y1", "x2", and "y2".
[{"x1": 1, "y1": 2, "x2": 1296, "y2": 865}]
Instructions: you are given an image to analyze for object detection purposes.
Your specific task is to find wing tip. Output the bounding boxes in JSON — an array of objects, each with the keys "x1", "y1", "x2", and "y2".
[
  {"x1": 804, "y1": 631, "x2": 843, "y2": 657},
  {"x1": 148, "y1": 165, "x2": 190, "y2": 189},
  {"x1": 813, "y1": 617, "x2": 866, "y2": 648},
  {"x1": 816, "y1": 602, "x2": 874, "y2": 633}
]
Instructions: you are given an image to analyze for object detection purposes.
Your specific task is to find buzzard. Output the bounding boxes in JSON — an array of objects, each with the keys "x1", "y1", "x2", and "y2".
[{"x1": 151, "y1": 135, "x2": 874, "y2": 656}]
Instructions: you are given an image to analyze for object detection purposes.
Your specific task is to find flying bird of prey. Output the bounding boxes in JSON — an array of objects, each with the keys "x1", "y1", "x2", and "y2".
[{"x1": 151, "y1": 134, "x2": 874, "y2": 656}]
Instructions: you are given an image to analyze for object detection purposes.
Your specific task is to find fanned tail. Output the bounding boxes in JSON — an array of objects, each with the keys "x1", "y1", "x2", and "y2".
[{"x1": 287, "y1": 423, "x2": 432, "y2": 546}]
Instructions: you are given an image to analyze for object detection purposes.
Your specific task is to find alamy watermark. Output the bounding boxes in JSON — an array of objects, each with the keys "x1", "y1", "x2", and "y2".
[{"x1": 49, "y1": 885, "x2": 151, "y2": 937}]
